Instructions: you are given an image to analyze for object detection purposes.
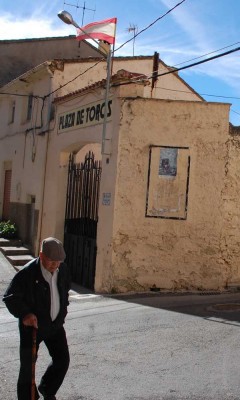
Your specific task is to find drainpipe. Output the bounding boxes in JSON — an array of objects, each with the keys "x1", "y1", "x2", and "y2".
[
  {"x1": 36, "y1": 77, "x2": 52, "y2": 255},
  {"x1": 151, "y1": 51, "x2": 159, "y2": 96}
]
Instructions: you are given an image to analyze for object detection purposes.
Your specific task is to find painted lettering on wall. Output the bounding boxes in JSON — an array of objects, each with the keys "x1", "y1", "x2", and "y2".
[{"x1": 58, "y1": 99, "x2": 112, "y2": 133}]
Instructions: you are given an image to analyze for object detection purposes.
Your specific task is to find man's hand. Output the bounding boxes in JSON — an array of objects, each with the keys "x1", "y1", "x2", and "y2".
[{"x1": 22, "y1": 313, "x2": 38, "y2": 329}]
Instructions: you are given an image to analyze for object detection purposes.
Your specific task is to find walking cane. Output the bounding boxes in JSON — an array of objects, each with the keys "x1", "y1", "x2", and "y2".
[{"x1": 31, "y1": 327, "x2": 37, "y2": 400}]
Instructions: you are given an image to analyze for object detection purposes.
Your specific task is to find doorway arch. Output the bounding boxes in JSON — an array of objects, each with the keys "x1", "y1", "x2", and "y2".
[{"x1": 64, "y1": 147, "x2": 102, "y2": 290}]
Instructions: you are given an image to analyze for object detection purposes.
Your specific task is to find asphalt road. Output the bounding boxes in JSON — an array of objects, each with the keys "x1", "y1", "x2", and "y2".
[{"x1": 1, "y1": 254, "x2": 240, "y2": 399}]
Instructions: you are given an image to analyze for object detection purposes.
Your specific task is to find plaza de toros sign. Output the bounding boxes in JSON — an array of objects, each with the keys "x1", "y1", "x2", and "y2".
[{"x1": 57, "y1": 99, "x2": 112, "y2": 133}]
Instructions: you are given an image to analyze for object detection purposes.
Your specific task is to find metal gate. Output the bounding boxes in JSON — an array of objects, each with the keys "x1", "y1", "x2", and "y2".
[{"x1": 64, "y1": 152, "x2": 102, "y2": 290}]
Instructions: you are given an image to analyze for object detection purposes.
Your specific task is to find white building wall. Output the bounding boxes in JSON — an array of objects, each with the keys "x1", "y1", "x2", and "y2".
[{"x1": 0, "y1": 55, "x2": 204, "y2": 260}]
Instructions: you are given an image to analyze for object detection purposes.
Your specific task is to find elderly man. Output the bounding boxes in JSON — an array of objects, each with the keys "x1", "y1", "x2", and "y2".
[{"x1": 3, "y1": 237, "x2": 71, "y2": 400}]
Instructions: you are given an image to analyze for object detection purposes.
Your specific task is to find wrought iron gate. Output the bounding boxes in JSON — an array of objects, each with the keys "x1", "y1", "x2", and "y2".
[{"x1": 64, "y1": 152, "x2": 102, "y2": 290}]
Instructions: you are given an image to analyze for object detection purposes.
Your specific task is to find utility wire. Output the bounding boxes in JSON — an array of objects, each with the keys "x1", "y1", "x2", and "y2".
[
  {"x1": 2, "y1": 43, "x2": 239, "y2": 102},
  {"x1": 43, "y1": 0, "x2": 185, "y2": 98},
  {"x1": 2, "y1": 46, "x2": 240, "y2": 109},
  {"x1": 36, "y1": 40, "x2": 240, "y2": 101},
  {"x1": 153, "y1": 46, "x2": 240, "y2": 79},
  {"x1": 155, "y1": 86, "x2": 240, "y2": 100},
  {"x1": 111, "y1": 45, "x2": 240, "y2": 118},
  {"x1": 45, "y1": 58, "x2": 105, "y2": 98},
  {"x1": 2, "y1": 2, "x2": 240, "y2": 113},
  {"x1": 0, "y1": 61, "x2": 105, "y2": 99},
  {"x1": 231, "y1": 109, "x2": 240, "y2": 117},
  {"x1": 114, "y1": 0, "x2": 186, "y2": 54},
  {"x1": 0, "y1": 2, "x2": 186, "y2": 100},
  {"x1": 0, "y1": 92, "x2": 43, "y2": 99},
  {"x1": 112, "y1": 45, "x2": 240, "y2": 87},
  {"x1": 173, "y1": 40, "x2": 240, "y2": 67}
]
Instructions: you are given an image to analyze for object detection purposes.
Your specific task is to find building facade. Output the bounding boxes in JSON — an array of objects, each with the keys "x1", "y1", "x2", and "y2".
[
  {"x1": 1, "y1": 52, "x2": 240, "y2": 293},
  {"x1": 0, "y1": 36, "x2": 104, "y2": 87}
]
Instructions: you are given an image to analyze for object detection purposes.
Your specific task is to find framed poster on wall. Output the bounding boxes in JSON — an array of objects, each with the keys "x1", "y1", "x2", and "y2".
[{"x1": 146, "y1": 145, "x2": 190, "y2": 219}]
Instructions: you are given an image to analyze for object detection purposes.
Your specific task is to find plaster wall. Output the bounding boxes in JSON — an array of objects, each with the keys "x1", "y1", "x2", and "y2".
[
  {"x1": 220, "y1": 134, "x2": 240, "y2": 285},
  {"x1": 39, "y1": 86, "x2": 125, "y2": 290},
  {"x1": 0, "y1": 36, "x2": 102, "y2": 87},
  {"x1": 0, "y1": 70, "x2": 52, "y2": 249},
  {"x1": 50, "y1": 58, "x2": 155, "y2": 99},
  {"x1": 40, "y1": 86, "x2": 120, "y2": 256},
  {"x1": 0, "y1": 57, "x2": 225, "y2": 272},
  {"x1": 151, "y1": 73, "x2": 202, "y2": 101},
  {"x1": 52, "y1": 58, "x2": 201, "y2": 101},
  {"x1": 98, "y1": 98, "x2": 231, "y2": 293}
]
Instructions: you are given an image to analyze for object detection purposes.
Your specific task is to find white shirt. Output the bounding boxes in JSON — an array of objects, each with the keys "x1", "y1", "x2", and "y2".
[{"x1": 40, "y1": 262, "x2": 60, "y2": 321}]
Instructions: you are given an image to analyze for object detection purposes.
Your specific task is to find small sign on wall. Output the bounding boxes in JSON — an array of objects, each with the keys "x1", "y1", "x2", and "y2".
[
  {"x1": 102, "y1": 192, "x2": 111, "y2": 206},
  {"x1": 57, "y1": 99, "x2": 113, "y2": 134}
]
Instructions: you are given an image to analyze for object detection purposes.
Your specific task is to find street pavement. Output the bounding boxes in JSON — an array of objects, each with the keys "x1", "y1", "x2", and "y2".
[{"x1": 1, "y1": 252, "x2": 240, "y2": 399}]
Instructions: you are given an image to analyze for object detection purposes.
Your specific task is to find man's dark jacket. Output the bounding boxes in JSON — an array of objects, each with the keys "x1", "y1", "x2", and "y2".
[{"x1": 3, "y1": 257, "x2": 70, "y2": 335}]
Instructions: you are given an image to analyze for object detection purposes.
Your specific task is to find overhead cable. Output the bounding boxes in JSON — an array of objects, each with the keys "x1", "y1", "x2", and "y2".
[
  {"x1": 155, "y1": 86, "x2": 240, "y2": 100},
  {"x1": 154, "y1": 45, "x2": 240, "y2": 78},
  {"x1": 0, "y1": 92, "x2": 44, "y2": 99},
  {"x1": 112, "y1": 45, "x2": 240, "y2": 87},
  {"x1": 45, "y1": 58, "x2": 105, "y2": 98},
  {"x1": 173, "y1": 40, "x2": 240, "y2": 67},
  {"x1": 114, "y1": 0, "x2": 186, "y2": 54},
  {"x1": 231, "y1": 110, "x2": 240, "y2": 117}
]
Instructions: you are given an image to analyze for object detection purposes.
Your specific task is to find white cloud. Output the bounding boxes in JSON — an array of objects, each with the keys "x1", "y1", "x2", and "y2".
[{"x1": 0, "y1": 13, "x2": 73, "y2": 40}]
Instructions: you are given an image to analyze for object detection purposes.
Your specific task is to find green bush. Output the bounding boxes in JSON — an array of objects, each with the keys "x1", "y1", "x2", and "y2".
[{"x1": 0, "y1": 220, "x2": 17, "y2": 239}]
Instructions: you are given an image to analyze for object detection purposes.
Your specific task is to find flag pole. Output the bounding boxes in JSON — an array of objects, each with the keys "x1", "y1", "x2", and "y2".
[
  {"x1": 110, "y1": 21, "x2": 117, "y2": 75},
  {"x1": 101, "y1": 20, "x2": 117, "y2": 154},
  {"x1": 57, "y1": 11, "x2": 115, "y2": 154},
  {"x1": 101, "y1": 48, "x2": 112, "y2": 155}
]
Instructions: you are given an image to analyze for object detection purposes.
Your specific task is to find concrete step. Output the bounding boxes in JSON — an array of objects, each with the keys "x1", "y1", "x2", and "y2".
[
  {"x1": 0, "y1": 238, "x2": 22, "y2": 247},
  {"x1": 0, "y1": 246, "x2": 30, "y2": 256},
  {"x1": 14, "y1": 265, "x2": 29, "y2": 272},
  {"x1": 6, "y1": 254, "x2": 34, "y2": 266}
]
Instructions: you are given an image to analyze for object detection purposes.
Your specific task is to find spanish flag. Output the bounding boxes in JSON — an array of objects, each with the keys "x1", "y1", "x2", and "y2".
[{"x1": 76, "y1": 17, "x2": 117, "y2": 45}]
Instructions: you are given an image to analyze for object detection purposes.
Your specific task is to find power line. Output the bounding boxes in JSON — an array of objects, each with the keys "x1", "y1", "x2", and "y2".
[
  {"x1": 154, "y1": 46, "x2": 240, "y2": 79},
  {"x1": 155, "y1": 86, "x2": 240, "y2": 100},
  {"x1": 3, "y1": 46, "x2": 240, "y2": 109},
  {"x1": 114, "y1": 0, "x2": 186, "y2": 54},
  {"x1": 112, "y1": 45, "x2": 240, "y2": 88},
  {"x1": 46, "y1": 42, "x2": 240, "y2": 104},
  {"x1": 24, "y1": 0, "x2": 235, "y2": 103},
  {"x1": 172, "y1": 40, "x2": 240, "y2": 67},
  {"x1": 157, "y1": 88, "x2": 240, "y2": 119},
  {"x1": 45, "y1": 0, "x2": 186, "y2": 98},
  {"x1": 0, "y1": 92, "x2": 43, "y2": 99},
  {"x1": 231, "y1": 109, "x2": 240, "y2": 117},
  {"x1": 2, "y1": 7, "x2": 240, "y2": 120},
  {"x1": 45, "y1": 58, "x2": 105, "y2": 98}
]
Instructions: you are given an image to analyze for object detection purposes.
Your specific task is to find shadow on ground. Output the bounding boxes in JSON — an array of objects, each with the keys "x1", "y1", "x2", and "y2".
[{"x1": 108, "y1": 290, "x2": 240, "y2": 326}]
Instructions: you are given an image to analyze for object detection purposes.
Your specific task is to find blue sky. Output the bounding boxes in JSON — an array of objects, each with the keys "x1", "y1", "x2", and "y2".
[{"x1": 1, "y1": 0, "x2": 240, "y2": 125}]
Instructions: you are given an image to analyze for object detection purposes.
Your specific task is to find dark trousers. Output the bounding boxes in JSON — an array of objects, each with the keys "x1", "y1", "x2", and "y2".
[{"x1": 17, "y1": 325, "x2": 70, "y2": 400}]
